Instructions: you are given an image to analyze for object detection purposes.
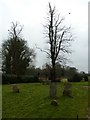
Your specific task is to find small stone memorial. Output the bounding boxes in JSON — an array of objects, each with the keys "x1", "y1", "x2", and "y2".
[
  {"x1": 51, "y1": 100, "x2": 58, "y2": 106},
  {"x1": 12, "y1": 84, "x2": 19, "y2": 93},
  {"x1": 63, "y1": 82, "x2": 72, "y2": 97},
  {"x1": 42, "y1": 80, "x2": 50, "y2": 85}
]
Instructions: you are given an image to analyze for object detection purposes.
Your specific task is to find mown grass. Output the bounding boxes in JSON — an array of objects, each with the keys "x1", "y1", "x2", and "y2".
[
  {"x1": 0, "y1": 84, "x2": 2, "y2": 119},
  {"x1": 2, "y1": 82, "x2": 88, "y2": 118}
]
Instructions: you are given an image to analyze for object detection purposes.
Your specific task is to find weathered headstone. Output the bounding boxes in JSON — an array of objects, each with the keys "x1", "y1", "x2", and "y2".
[
  {"x1": 63, "y1": 82, "x2": 72, "y2": 97},
  {"x1": 42, "y1": 80, "x2": 46, "y2": 85},
  {"x1": 12, "y1": 84, "x2": 19, "y2": 93},
  {"x1": 42, "y1": 80, "x2": 51, "y2": 85},
  {"x1": 51, "y1": 100, "x2": 58, "y2": 106}
]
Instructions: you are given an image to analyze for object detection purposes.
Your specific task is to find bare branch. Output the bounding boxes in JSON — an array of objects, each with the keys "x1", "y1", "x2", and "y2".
[
  {"x1": 8, "y1": 22, "x2": 23, "y2": 39},
  {"x1": 55, "y1": 31, "x2": 65, "y2": 59},
  {"x1": 56, "y1": 17, "x2": 64, "y2": 28},
  {"x1": 56, "y1": 55, "x2": 72, "y2": 65},
  {"x1": 36, "y1": 45, "x2": 51, "y2": 57}
]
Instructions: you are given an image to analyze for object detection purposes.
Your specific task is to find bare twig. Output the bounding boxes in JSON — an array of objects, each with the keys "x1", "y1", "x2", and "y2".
[{"x1": 35, "y1": 45, "x2": 51, "y2": 57}]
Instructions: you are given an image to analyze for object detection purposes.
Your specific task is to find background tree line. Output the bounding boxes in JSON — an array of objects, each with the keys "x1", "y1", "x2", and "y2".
[{"x1": 26, "y1": 63, "x2": 88, "y2": 81}]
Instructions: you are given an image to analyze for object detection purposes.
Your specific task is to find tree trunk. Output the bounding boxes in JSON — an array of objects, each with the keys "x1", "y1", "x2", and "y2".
[
  {"x1": 49, "y1": 64, "x2": 58, "y2": 99},
  {"x1": 50, "y1": 81, "x2": 58, "y2": 99}
]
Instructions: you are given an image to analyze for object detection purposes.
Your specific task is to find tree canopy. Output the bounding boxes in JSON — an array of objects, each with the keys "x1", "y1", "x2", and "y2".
[{"x1": 2, "y1": 22, "x2": 35, "y2": 75}]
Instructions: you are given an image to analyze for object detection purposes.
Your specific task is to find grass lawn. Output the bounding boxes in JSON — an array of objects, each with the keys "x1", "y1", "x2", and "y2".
[
  {"x1": 0, "y1": 84, "x2": 2, "y2": 119},
  {"x1": 2, "y1": 82, "x2": 88, "y2": 118}
]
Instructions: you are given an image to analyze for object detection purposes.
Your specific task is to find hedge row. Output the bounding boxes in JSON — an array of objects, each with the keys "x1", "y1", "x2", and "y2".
[
  {"x1": 68, "y1": 73, "x2": 88, "y2": 82},
  {"x1": 2, "y1": 74, "x2": 39, "y2": 84}
]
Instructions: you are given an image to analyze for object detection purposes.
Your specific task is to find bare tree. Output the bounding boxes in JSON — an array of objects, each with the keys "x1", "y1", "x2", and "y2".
[{"x1": 43, "y1": 3, "x2": 73, "y2": 98}]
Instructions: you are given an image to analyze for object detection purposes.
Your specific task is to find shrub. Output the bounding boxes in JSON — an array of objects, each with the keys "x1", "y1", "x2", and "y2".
[
  {"x1": 2, "y1": 74, "x2": 39, "y2": 84},
  {"x1": 2, "y1": 74, "x2": 9, "y2": 84},
  {"x1": 84, "y1": 75, "x2": 88, "y2": 81},
  {"x1": 2, "y1": 74, "x2": 22, "y2": 84},
  {"x1": 21, "y1": 75, "x2": 39, "y2": 83},
  {"x1": 68, "y1": 73, "x2": 82, "y2": 82}
]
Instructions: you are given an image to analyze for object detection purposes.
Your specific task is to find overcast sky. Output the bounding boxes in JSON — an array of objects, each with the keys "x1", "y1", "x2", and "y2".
[{"x1": 0, "y1": 0, "x2": 88, "y2": 73}]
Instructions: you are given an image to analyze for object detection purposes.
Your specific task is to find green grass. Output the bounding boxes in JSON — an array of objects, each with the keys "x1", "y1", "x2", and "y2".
[
  {"x1": 2, "y1": 82, "x2": 88, "y2": 118},
  {"x1": 0, "y1": 84, "x2": 2, "y2": 119}
]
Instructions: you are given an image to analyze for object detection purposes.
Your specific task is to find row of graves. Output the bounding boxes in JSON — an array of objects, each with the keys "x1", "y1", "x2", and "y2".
[{"x1": 12, "y1": 79, "x2": 72, "y2": 106}]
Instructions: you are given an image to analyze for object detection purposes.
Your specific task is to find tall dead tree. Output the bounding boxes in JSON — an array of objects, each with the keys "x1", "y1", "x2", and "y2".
[{"x1": 40, "y1": 3, "x2": 73, "y2": 98}]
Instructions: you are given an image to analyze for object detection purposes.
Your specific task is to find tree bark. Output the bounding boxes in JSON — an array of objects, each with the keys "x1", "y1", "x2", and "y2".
[
  {"x1": 49, "y1": 63, "x2": 58, "y2": 99},
  {"x1": 50, "y1": 81, "x2": 58, "y2": 99}
]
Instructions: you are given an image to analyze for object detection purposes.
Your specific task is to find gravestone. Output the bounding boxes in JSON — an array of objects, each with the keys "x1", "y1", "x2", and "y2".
[
  {"x1": 51, "y1": 100, "x2": 58, "y2": 106},
  {"x1": 63, "y1": 82, "x2": 72, "y2": 97},
  {"x1": 42, "y1": 80, "x2": 51, "y2": 85},
  {"x1": 12, "y1": 84, "x2": 19, "y2": 93}
]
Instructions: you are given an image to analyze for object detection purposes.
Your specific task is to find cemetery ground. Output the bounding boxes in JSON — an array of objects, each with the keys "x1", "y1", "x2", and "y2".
[{"x1": 2, "y1": 81, "x2": 89, "y2": 119}]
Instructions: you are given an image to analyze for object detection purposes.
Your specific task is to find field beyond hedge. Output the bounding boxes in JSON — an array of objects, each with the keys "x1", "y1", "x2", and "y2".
[{"x1": 2, "y1": 82, "x2": 88, "y2": 118}]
